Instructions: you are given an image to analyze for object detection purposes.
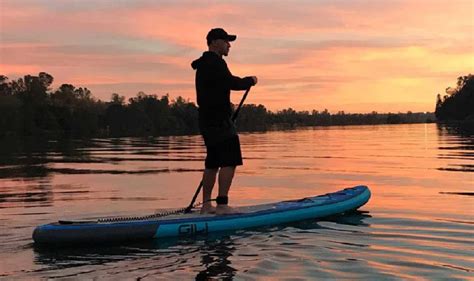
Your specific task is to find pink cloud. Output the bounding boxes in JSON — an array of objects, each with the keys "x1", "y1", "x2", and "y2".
[{"x1": 1, "y1": 0, "x2": 472, "y2": 112}]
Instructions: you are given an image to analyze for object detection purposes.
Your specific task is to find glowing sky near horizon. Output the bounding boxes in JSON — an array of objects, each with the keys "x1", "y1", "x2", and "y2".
[{"x1": 1, "y1": 0, "x2": 472, "y2": 113}]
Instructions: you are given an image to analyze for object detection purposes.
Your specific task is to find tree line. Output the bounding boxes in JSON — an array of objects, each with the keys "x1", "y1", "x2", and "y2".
[
  {"x1": 435, "y1": 74, "x2": 474, "y2": 122},
  {"x1": 0, "y1": 72, "x2": 435, "y2": 137}
]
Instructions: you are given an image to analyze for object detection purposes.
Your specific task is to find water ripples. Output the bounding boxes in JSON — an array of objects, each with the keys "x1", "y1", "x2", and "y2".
[{"x1": 0, "y1": 124, "x2": 473, "y2": 279}]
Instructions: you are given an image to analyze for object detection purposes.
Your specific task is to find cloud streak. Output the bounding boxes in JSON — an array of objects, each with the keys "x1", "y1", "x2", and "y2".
[{"x1": 1, "y1": 0, "x2": 472, "y2": 112}]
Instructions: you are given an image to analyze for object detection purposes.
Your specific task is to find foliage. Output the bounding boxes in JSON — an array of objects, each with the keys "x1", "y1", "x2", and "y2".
[
  {"x1": 0, "y1": 72, "x2": 435, "y2": 137},
  {"x1": 435, "y1": 74, "x2": 474, "y2": 121}
]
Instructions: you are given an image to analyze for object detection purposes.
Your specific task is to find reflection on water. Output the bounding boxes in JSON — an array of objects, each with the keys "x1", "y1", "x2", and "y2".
[
  {"x1": 0, "y1": 136, "x2": 206, "y2": 210},
  {"x1": 31, "y1": 211, "x2": 370, "y2": 280},
  {"x1": 439, "y1": 192, "x2": 474, "y2": 197},
  {"x1": 0, "y1": 124, "x2": 473, "y2": 279},
  {"x1": 436, "y1": 123, "x2": 474, "y2": 172},
  {"x1": 0, "y1": 184, "x2": 53, "y2": 209}
]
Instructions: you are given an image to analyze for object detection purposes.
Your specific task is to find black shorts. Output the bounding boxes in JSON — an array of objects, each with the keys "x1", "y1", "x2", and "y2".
[{"x1": 205, "y1": 135, "x2": 243, "y2": 169}]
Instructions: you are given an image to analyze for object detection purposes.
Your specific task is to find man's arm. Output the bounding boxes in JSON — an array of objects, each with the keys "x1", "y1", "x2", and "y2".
[
  {"x1": 230, "y1": 75, "x2": 256, "y2": 90},
  {"x1": 219, "y1": 60, "x2": 256, "y2": 90}
]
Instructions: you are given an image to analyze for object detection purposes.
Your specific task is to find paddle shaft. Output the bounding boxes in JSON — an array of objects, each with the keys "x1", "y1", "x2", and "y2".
[{"x1": 184, "y1": 87, "x2": 251, "y2": 213}]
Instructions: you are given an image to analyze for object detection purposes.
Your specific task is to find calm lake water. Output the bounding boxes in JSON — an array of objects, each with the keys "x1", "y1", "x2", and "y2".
[{"x1": 0, "y1": 123, "x2": 472, "y2": 280}]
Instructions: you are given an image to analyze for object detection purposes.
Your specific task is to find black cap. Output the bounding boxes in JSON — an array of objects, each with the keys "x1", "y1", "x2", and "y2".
[{"x1": 206, "y1": 28, "x2": 237, "y2": 45}]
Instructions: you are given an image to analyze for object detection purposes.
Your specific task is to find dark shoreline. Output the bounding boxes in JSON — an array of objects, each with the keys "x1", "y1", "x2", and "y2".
[{"x1": 1, "y1": 120, "x2": 440, "y2": 140}]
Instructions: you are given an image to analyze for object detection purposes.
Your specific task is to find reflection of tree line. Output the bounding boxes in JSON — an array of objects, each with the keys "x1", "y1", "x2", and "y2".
[
  {"x1": 0, "y1": 134, "x2": 185, "y2": 180},
  {"x1": 0, "y1": 183, "x2": 53, "y2": 208},
  {"x1": 0, "y1": 136, "x2": 180, "y2": 207},
  {"x1": 436, "y1": 123, "x2": 474, "y2": 173},
  {"x1": 0, "y1": 135, "x2": 87, "y2": 177},
  {"x1": 0, "y1": 137, "x2": 83, "y2": 207},
  {"x1": 1, "y1": 72, "x2": 435, "y2": 138}
]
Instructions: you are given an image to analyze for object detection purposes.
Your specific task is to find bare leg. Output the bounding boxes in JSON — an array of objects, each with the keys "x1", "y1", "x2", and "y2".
[
  {"x1": 217, "y1": 166, "x2": 235, "y2": 197},
  {"x1": 201, "y1": 168, "x2": 218, "y2": 214},
  {"x1": 216, "y1": 166, "x2": 237, "y2": 215}
]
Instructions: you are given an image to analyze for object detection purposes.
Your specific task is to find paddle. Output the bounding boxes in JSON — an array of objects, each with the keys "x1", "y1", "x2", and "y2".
[{"x1": 184, "y1": 87, "x2": 252, "y2": 213}]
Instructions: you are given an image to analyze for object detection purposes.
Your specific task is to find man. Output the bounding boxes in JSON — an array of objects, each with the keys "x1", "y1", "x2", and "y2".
[{"x1": 191, "y1": 28, "x2": 257, "y2": 215}]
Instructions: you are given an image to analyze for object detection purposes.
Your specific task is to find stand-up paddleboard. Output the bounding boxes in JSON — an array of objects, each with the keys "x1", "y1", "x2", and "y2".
[{"x1": 33, "y1": 185, "x2": 370, "y2": 245}]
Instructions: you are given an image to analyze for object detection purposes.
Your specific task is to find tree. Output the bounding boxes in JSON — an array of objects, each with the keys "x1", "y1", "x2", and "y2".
[
  {"x1": 0, "y1": 75, "x2": 10, "y2": 96},
  {"x1": 38, "y1": 72, "x2": 54, "y2": 91},
  {"x1": 111, "y1": 93, "x2": 125, "y2": 105},
  {"x1": 435, "y1": 74, "x2": 474, "y2": 121}
]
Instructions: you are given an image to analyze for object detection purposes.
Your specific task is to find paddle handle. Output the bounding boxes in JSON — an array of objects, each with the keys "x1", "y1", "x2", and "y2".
[
  {"x1": 232, "y1": 87, "x2": 251, "y2": 122},
  {"x1": 184, "y1": 180, "x2": 203, "y2": 213}
]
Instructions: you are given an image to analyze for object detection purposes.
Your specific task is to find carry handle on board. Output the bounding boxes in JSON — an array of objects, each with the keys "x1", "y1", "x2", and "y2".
[{"x1": 184, "y1": 87, "x2": 252, "y2": 213}]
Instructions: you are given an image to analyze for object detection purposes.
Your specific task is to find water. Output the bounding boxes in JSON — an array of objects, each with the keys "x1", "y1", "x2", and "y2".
[{"x1": 0, "y1": 123, "x2": 472, "y2": 280}]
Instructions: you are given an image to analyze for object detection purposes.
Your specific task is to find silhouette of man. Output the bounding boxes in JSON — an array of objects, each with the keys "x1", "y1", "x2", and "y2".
[{"x1": 191, "y1": 28, "x2": 257, "y2": 214}]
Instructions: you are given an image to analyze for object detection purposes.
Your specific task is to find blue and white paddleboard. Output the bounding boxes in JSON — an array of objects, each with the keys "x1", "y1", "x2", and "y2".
[{"x1": 33, "y1": 185, "x2": 370, "y2": 245}]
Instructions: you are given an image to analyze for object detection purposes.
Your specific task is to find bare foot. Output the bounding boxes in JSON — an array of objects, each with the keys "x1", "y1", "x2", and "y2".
[
  {"x1": 200, "y1": 204, "x2": 216, "y2": 214},
  {"x1": 215, "y1": 205, "x2": 238, "y2": 215}
]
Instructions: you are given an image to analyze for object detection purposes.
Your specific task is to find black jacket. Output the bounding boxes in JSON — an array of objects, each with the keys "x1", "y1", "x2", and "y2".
[{"x1": 191, "y1": 51, "x2": 255, "y2": 124}]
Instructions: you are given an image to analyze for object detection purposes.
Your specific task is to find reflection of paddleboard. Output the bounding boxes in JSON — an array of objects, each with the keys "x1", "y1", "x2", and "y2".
[{"x1": 33, "y1": 185, "x2": 371, "y2": 245}]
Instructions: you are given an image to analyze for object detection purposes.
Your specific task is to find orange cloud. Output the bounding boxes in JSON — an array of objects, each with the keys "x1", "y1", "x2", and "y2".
[{"x1": 1, "y1": 0, "x2": 472, "y2": 112}]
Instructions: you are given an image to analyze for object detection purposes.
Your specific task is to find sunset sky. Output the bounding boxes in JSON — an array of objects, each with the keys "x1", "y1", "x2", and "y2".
[{"x1": 1, "y1": 0, "x2": 472, "y2": 113}]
